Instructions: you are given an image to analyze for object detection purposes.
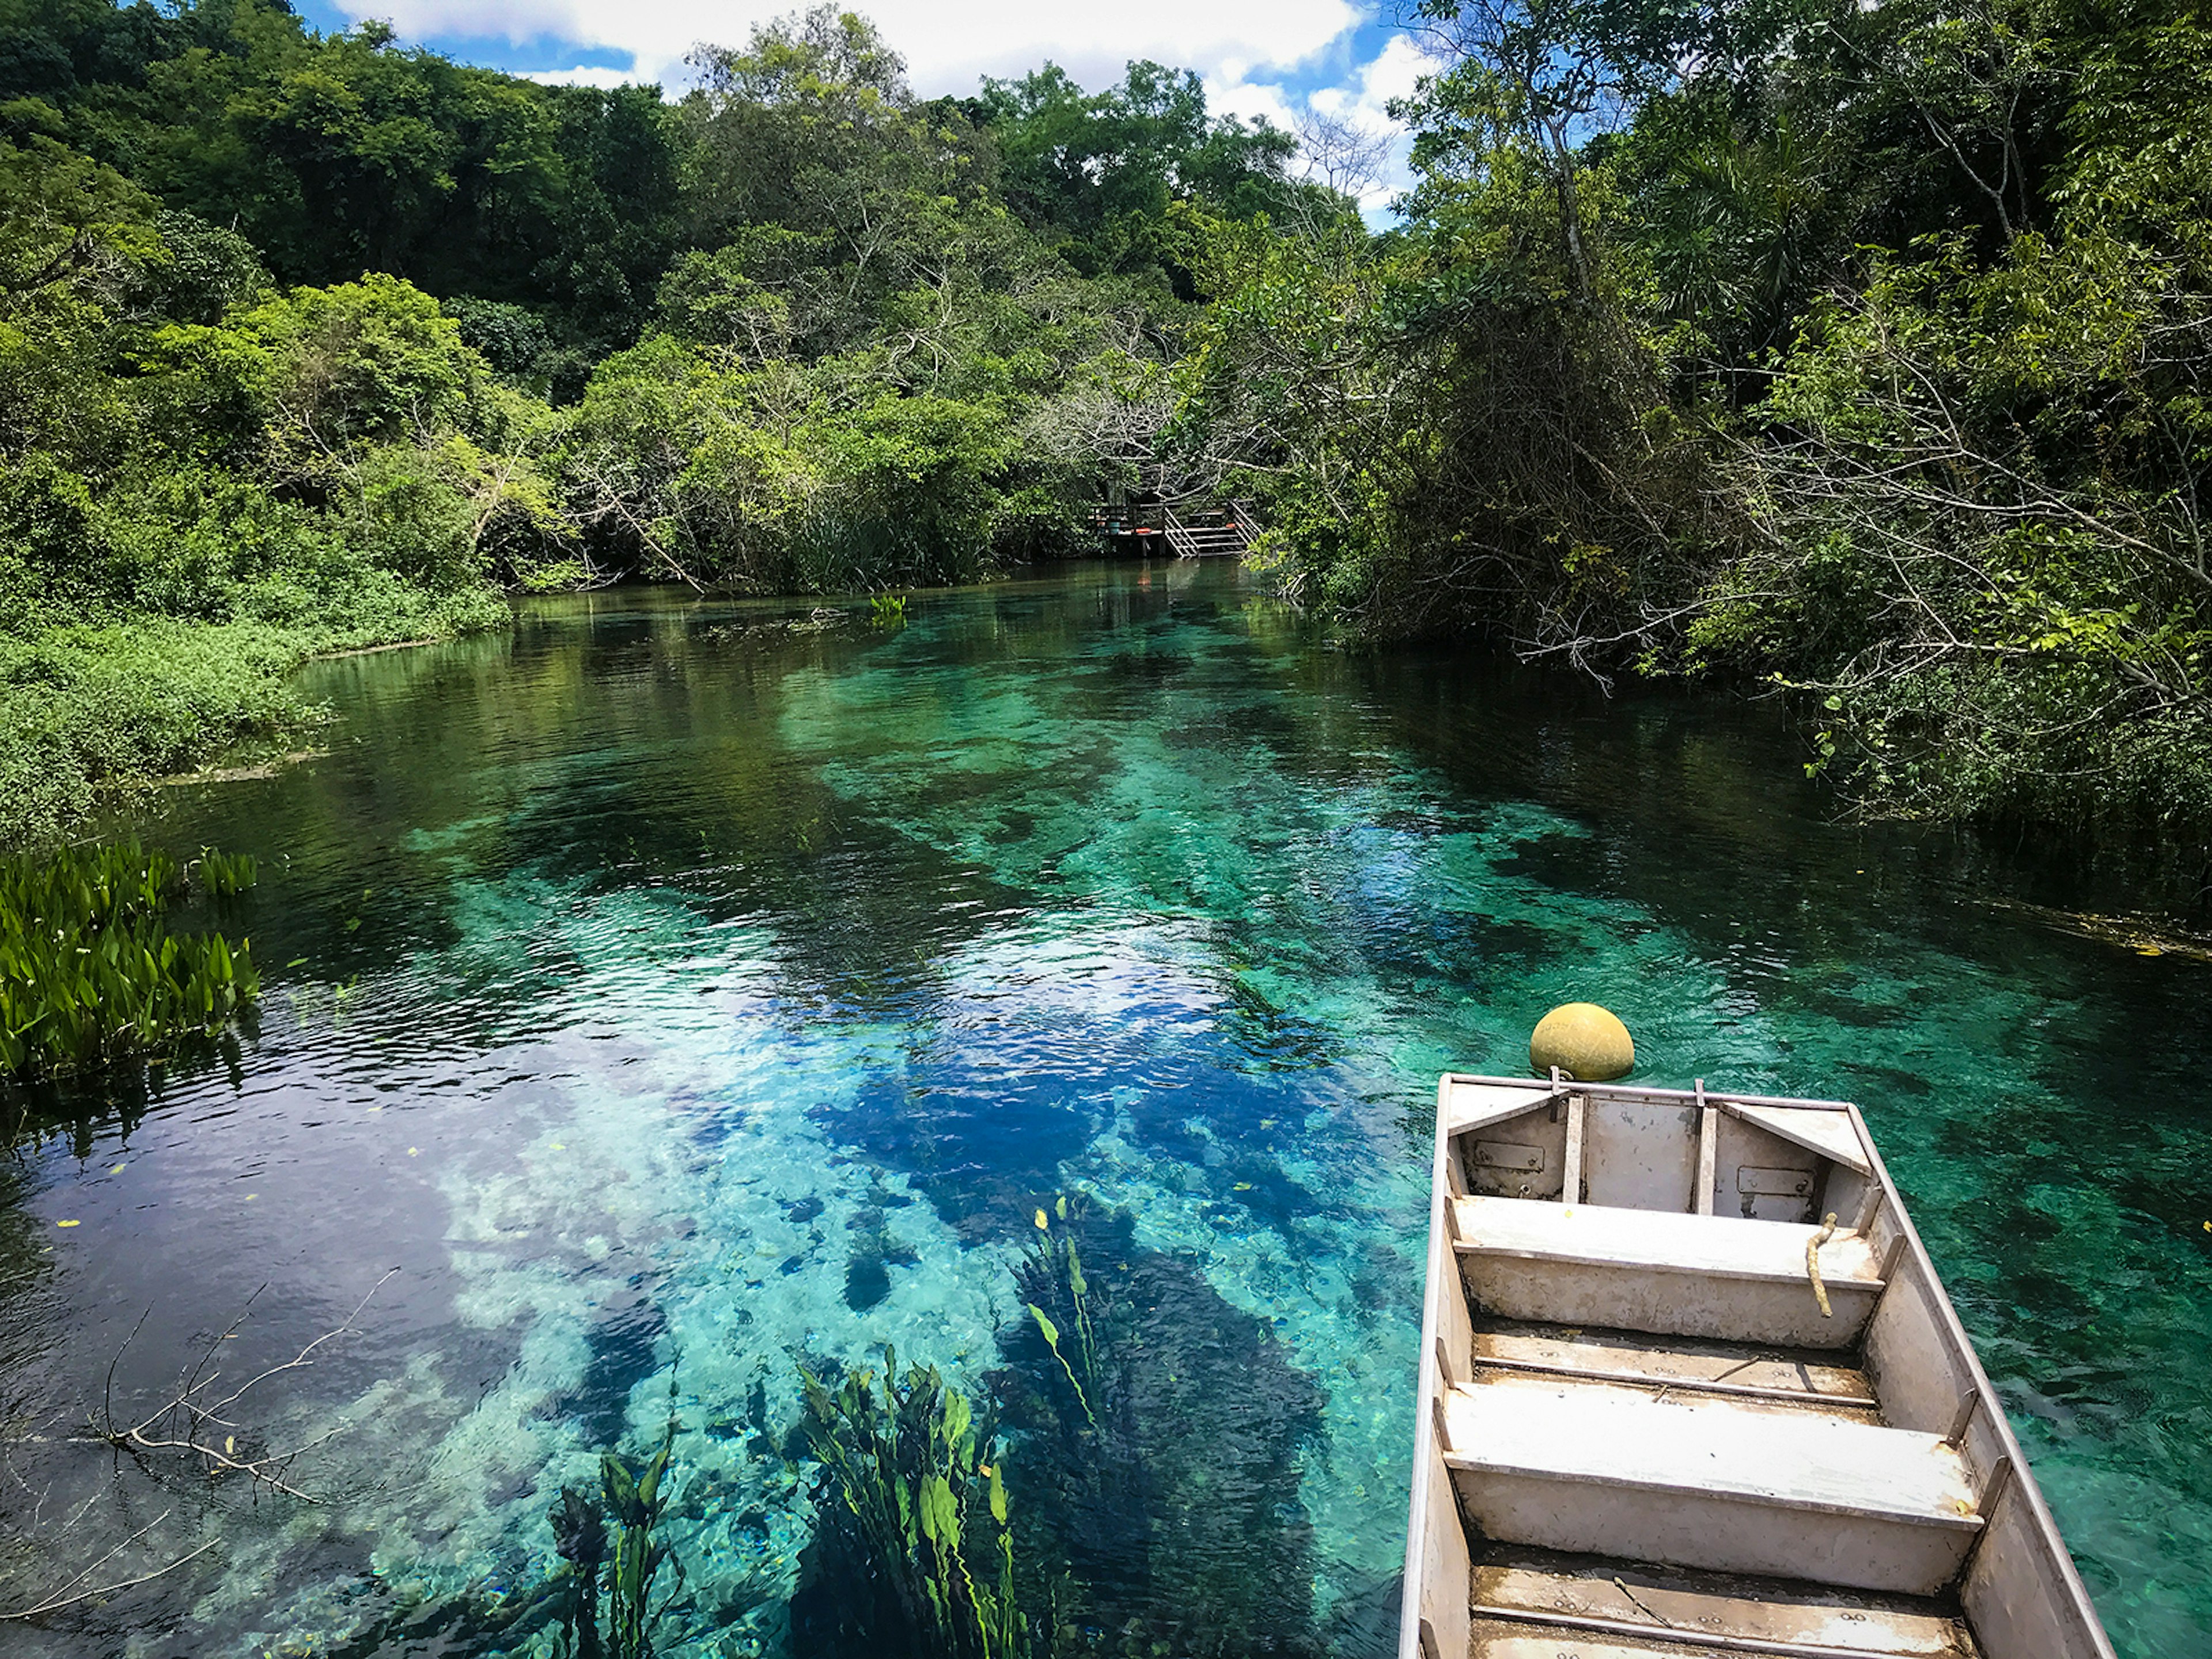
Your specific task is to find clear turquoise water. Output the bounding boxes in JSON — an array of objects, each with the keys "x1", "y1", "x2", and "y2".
[{"x1": 1, "y1": 563, "x2": 2207, "y2": 1656}]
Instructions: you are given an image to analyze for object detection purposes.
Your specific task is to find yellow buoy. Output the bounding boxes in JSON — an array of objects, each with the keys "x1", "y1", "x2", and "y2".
[{"x1": 1530, "y1": 1003, "x2": 1635, "y2": 1082}]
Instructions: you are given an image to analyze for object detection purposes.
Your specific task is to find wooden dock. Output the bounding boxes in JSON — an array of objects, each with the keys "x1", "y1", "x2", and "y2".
[{"x1": 1097, "y1": 497, "x2": 1259, "y2": 559}]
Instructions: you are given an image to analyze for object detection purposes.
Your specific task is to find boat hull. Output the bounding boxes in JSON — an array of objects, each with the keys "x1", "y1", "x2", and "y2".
[{"x1": 1400, "y1": 1073, "x2": 2114, "y2": 1659}]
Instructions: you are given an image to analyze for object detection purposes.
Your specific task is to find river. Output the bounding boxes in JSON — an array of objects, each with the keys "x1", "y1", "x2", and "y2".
[{"x1": 1, "y1": 563, "x2": 2205, "y2": 1656}]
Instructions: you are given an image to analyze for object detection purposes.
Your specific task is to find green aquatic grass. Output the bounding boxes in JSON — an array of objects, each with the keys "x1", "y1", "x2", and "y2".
[
  {"x1": 0, "y1": 838, "x2": 257, "y2": 1081},
  {"x1": 796, "y1": 1350, "x2": 1034, "y2": 1659},
  {"x1": 0, "y1": 599, "x2": 510, "y2": 849},
  {"x1": 1022, "y1": 1198, "x2": 1097, "y2": 1430},
  {"x1": 598, "y1": 1380, "x2": 681, "y2": 1659}
]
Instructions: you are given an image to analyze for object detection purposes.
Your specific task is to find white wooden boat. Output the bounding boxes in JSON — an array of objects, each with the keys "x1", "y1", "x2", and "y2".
[{"x1": 1401, "y1": 1072, "x2": 2115, "y2": 1659}]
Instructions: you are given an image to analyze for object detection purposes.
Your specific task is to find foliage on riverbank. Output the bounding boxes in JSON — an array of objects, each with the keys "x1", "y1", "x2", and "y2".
[
  {"x1": 14, "y1": 0, "x2": 2206, "y2": 851},
  {"x1": 0, "y1": 143, "x2": 545, "y2": 840},
  {"x1": 0, "y1": 2, "x2": 1324, "y2": 601},
  {"x1": 1180, "y1": 0, "x2": 2212, "y2": 852},
  {"x1": 0, "y1": 2, "x2": 1340, "y2": 842},
  {"x1": 0, "y1": 839, "x2": 256, "y2": 1081}
]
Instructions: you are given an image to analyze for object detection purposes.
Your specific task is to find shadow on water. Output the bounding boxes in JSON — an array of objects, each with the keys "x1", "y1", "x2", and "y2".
[
  {"x1": 555, "y1": 1291, "x2": 671, "y2": 1449},
  {"x1": 787, "y1": 1192, "x2": 1342, "y2": 1659}
]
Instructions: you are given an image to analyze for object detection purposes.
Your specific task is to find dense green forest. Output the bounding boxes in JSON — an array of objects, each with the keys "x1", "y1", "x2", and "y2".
[
  {"x1": 0, "y1": 0, "x2": 1326, "y2": 843},
  {"x1": 1190, "y1": 0, "x2": 2212, "y2": 853},
  {"x1": 4, "y1": 0, "x2": 2210, "y2": 867}
]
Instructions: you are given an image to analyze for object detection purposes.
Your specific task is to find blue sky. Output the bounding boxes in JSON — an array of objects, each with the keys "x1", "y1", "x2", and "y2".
[{"x1": 286, "y1": 1, "x2": 1433, "y2": 207}]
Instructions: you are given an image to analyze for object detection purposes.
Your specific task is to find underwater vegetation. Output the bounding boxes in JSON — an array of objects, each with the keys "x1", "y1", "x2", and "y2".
[
  {"x1": 0, "y1": 840, "x2": 258, "y2": 1084},
  {"x1": 289, "y1": 1382, "x2": 698, "y2": 1659},
  {"x1": 544, "y1": 1380, "x2": 681, "y2": 1659},
  {"x1": 1024, "y1": 1198, "x2": 1099, "y2": 1429},
  {"x1": 600, "y1": 1402, "x2": 682, "y2": 1659},
  {"x1": 551, "y1": 1374, "x2": 684, "y2": 1659},
  {"x1": 790, "y1": 1349, "x2": 1040, "y2": 1658},
  {"x1": 313, "y1": 1190, "x2": 1336, "y2": 1659},
  {"x1": 787, "y1": 1194, "x2": 1330, "y2": 1656},
  {"x1": 993, "y1": 1195, "x2": 1328, "y2": 1658}
]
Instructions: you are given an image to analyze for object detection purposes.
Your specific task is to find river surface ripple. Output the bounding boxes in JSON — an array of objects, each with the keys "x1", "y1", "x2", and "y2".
[{"x1": 2, "y1": 563, "x2": 2206, "y2": 1657}]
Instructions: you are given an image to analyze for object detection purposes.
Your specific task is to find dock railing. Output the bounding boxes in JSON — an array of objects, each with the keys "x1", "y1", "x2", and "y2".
[{"x1": 1162, "y1": 502, "x2": 1255, "y2": 559}]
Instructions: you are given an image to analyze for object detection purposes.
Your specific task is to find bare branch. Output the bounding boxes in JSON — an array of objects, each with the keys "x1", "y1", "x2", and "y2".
[{"x1": 0, "y1": 1509, "x2": 214, "y2": 1622}]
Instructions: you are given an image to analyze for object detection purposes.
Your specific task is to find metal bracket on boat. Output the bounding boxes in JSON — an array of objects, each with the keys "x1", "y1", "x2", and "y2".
[
  {"x1": 1942, "y1": 1389, "x2": 1982, "y2": 1450},
  {"x1": 1542, "y1": 1065, "x2": 1576, "y2": 1117}
]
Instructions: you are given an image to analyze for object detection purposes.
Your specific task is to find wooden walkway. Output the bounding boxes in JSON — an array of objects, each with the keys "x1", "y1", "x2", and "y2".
[
  {"x1": 1097, "y1": 498, "x2": 1260, "y2": 558},
  {"x1": 1162, "y1": 501, "x2": 1257, "y2": 559}
]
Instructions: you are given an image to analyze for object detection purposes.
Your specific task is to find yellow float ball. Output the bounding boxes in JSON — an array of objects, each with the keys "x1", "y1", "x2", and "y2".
[{"x1": 1529, "y1": 1003, "x2": 1635, "y2": 1082}]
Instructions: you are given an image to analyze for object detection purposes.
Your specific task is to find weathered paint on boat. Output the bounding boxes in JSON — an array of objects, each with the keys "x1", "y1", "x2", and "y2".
[{"x1": 1402, "y1": 1073, "x2": 2115, "y2": 1659}]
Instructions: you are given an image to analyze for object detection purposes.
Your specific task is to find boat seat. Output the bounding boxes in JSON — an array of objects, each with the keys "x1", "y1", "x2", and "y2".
[
  {"x1": 1469, "y1": 1544, "x2": 1980, "y2": 1659},
  {"x1": 1440, "y1": 1372, "x2": 1982, "y2": 1597},
  {"x1": 1453, "y1": 1195, "x2": 1885, "y2": 1348}
]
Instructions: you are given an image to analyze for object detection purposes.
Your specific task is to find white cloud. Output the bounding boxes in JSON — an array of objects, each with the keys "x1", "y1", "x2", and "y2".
[
  {"x1": 523, "y1": 65, "x2": 639, "y2": 89},
  {"x1": 346, "y1": 0, "x2": 1442, "y2": 219},
  {"x1": 1355, "y1": 30, "x2": 1438, "y2": 110},
  {"x1": 342, "y1": 0, "x2": 1365, "y2": 93},
  {"x1": 1200, "y1": 74, "x2": 1300, "y2": 134}
]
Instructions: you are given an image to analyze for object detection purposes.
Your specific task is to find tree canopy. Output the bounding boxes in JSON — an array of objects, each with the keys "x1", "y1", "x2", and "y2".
[
  {"x1": 0, "y1": 2, "x2": 1325, "y2": 844},
  {"x1": 1175, "y1": 0, "x2": 2212, "y2": 858}
]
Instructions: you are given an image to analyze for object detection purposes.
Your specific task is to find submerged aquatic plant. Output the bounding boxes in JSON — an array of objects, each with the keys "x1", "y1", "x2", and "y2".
[
  {"x1": 550, "y1": 1484, "x2": 608, "y2": 1658},
  {"x1": 993, "y1": 1195, "x2": 1329, "y2": 1657},
  {"x1": 550, "y1": 1372, "x2": 683, "y2": 1659},
  {"x1": 791, "y1": 1348, "x2": 1036, "y2": 1658},
  {"x1": 1024, "y1": 1198, "x2": 1097, "y2": 1428},
  {"x1": 601, "y1": 1407, "x2": 680, "y2": 1658},
  {"x1": 0, "y1": 839, "x2": 259, "y2": 1081}
]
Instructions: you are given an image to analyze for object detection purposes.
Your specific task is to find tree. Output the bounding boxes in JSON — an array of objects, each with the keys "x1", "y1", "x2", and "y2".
[{"x1": 977, "y1": 59, "x2": 1301, "y2": 286}]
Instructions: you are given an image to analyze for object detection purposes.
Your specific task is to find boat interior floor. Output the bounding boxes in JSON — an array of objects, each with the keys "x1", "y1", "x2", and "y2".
[
  {"x1": 1470, "y1": 1320, "x2": 1880, "y2": 1415},
  {"x1": 1444, "y1": 1313, "x2": 1987, "y2": 1651},
  {"x1": 1467, "y1": 1543, "x2": 1982, "y2": 1659},
  {"x1": 1412, "y1": 1080, "x2": 2109, "y2": 1659}
]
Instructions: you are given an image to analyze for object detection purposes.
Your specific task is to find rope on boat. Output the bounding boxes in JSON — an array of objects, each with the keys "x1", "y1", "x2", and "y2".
[{"x1": 1806, "y1": 1212, "x2": 1838, "y2": 1317}]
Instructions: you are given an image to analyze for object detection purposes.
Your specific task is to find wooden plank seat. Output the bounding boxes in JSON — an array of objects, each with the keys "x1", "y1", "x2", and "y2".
[
  {"x1": 1440, "y1": 1373, "x2": 1983, "y2": 1597},
  {"x1": 1469, "y1": 1544, "x2": 1979, "y2": 1659},
  {"x1": 1469, "y1": 1618, "x2": 1963, "y2": 1659},
  {"x1": 1453, "y1": 1196, "x2": 1886, "y2": 1349}
]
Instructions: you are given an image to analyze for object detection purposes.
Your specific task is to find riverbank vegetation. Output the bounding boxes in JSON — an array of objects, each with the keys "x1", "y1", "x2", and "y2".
[
  {"x1": 0, "y1": 0, "x2": 1333, "y2": 841},
  {"x1": 1183, "y1": 0, "x2": 2212, "y2": 853},
  {"x1": 0, "y1": 839, "x2": 256, "y2": 1087},
  {"x1": 6, "y1": 0, "x2": 2209, "y2": 857}
]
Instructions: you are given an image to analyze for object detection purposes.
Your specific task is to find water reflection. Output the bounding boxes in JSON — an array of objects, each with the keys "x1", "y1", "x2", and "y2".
[{"x1": 0, "y1": 564, "x2": 2205, "y2": 1657}]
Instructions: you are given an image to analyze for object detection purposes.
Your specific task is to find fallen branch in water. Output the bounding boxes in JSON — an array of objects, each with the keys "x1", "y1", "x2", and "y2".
[
  {"x1": 0, "y1": 1508, "x2": 214, "y2": 1622},
  {"x1": 86, "y1": 1268, "x2": 399, "y2": 1503}
]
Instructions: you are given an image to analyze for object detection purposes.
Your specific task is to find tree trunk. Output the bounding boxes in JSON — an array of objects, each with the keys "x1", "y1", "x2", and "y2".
[{"x1": 1543, "y1": 114, "x2": 1592, "y2": 300}]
